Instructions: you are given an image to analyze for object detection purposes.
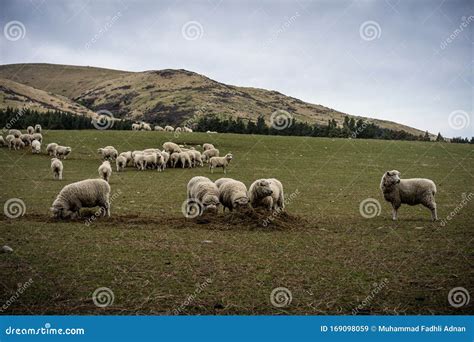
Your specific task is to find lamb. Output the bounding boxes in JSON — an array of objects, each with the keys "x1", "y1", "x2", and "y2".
[
  {"x1": 34, "y1": 124, "x2": 42, "y2": 133},
  {"x1": 209, "y1": 153, "x2": 233, "y2": 174},
  {"x1": 20, "y1": 134, "x2": 32, "y2": 146},
  {"x1": 9, "y1": 129, "x2": 21, "y2": 138},
  {"x1": 56, "y1": 146, "x2": 72, "y2": 159},
  {"x1": 32, "y1": 133, "x2": 42, "y2": 143},
  {"x1": 12, "y1": 137, "x2": 25, "y2": 150},
  {"x1": 98, "y1": 161, "x2": 112, "y2": 182},
  {"x1": 97, "y1": 147, "x2": 118, "y2": 161},
  {"x1": 31, "y1": 140, "x2": 41, "y2": 154},
  {"x1": 51, "y1": 158, "x2": 63, "y2": 180},
  {"x1": 46, "y1": 143, "x2": 59, "y2": 157},
  {"x1": 116, "y1": 155, "x2": 127, "y2": 172},
  {"x1": 154, "y1": 126, "x2": 164, "y2": 131},
  {"x1": 218, "y1": 179, "x2": 250, "y2": 212},
  {"x1": 164, "y1": 125, "x2": 175, "y2": 132},
  {"x1": 186, "y1": 176, "x2": 220, "y2": 215},
  {"x1": 119, "y1": 151, "x2": 133, "y2": 166},
  {"x1": 249, "y1": 178, "x2": 285, "y2": 211},
  {"x1": 50, "y1": 179, "x2": 111, "y2": 219},
  {"x1": 27, "y1": 126, "x2": 34, "y2": 134},
  {"x1": 6, "y1": 135, "x2": 14, "y2": 149},
  {"x1": 380, "y1": 170, "x2": 438, "y2": 221},
  {"x1": 203, "y1": 143, "x2": 215, "y2": 151},
  {"x1": 162, "y1": 142, "x2": 182, "y2": 154},
  {"x1": 202, "y1": 148, "x2": 220, "y2": 163}
]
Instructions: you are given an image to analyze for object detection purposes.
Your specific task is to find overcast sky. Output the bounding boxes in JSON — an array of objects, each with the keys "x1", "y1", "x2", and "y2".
[{"x1": 0, "y1": 0, "x2": 472, "y2": 137}]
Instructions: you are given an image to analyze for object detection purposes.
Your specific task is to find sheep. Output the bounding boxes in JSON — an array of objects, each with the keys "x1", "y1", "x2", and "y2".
[
  {"x1": 154, "y1": 125, "x2": 164, "y2": 131},
  {"x1": 183, "y1": 127, "x2": 193, "y2": 133},
  {"x1": 32, "y1": 133, "x2": 42, "y2": 143},
  {"x1": 19, "y1": 134, "x2": 31, "y2": 146},
  {"x1": 203, "y1": 143, "x2": 215, "y2": 151},
  {"x1": 132, "y1": 123, "x2": 140, "y2": 131},
  {"x1": 46, "y1": 143, "x2": 59, "y2": 157},
  {"x1": 9, "y1": 129, "x2": 21, "y2": 138},
  {"x1": 155, "y1": 152, "x2": 165, "y2": 172},
  {"x1": 56, "y1": 146, "x2": 72, "y2": 159},
  {"x1": 12, "y1": 137, "x2": 25, "y2": 150},
  {"x1": 186, "y1": 150, "x2": 196, "y2": 167},
  {"x1": 27, "y1": 126, "x2": 34, "y2": 134},
  {"x1": 31, "y1": 140, "x2": 41, "y2": 154},
  {"x1": 249, "y1": 178, "x2": 285, "y2": 211},
  {"x1": 116, "y1": 155, "x2": 127, "y2": 172},
  {"x1": 50, "y1": 179, "x2": 111, "y2": 219},
  {"x1": 143, "y1": 148, "x2": 161, "y2": 154},
  {"x1": 178, "y1": 151, "x2": 192, "y2": 168},
  {"x1": 98, "y1": 160, "x2": 112, "y2": 182},
  {"x1": 209, "y1": 153, "x2": 233, "y2": 174},
  {"x1": 191, "y1": 150, "x2": 203, "y2": 167},
  {"x1": 164, "y1": 125, "x2": 174, "y2": 132},
  {"x1": 97, "y1": 147, "x2": 118, "y2": 161},
  {"x1": 133, "y1": 152, "x2": 146, "y2": 170},
  {"x1": 170, "y1": 152, "x2": 180, "y2": 168},
  {"x1": 186, "y1": 176, "x2": 220, "y2": 215},
  {"x1": 162, "y1": 142, "x2": 182, "y2": 154},
  {"x1": 142, "y1": 123, "x2": 152, "y2": 131},
  {"x1": 51, "y1": 158, "x2": 63, "y2": 180},
  {"x1": 380, "y1": 170, "x2": 438, "y2": 221},
  {"x1": 34, "y1": 124, "x2": 42, "y2": 133},
  {"x1": 0, "y1": 136, "x2": 5, "y2": 147},
  {"x1": 6, "y1": 135, "x2": 14, "y2": 149},
  {"x1": 119, "y1": 151, "x2": 132, "y2": 166},
  {"x1": 161, "y1": 151, "x2": 170, "y2": 169},
  {"x1": 218, "y1": 179, "x2": 250, "y2": 212},
  {"x1": 175, "y1": 127, "x2": 182, "y2": 133},
  {"x1": 214, "y1": 177, "x2": 234, "y2": 189},
  {"x1": 143, "y1": 152, "x2": 158, "y2": 170},
  {"x1": 202, "y1": 148, "x2": 220, "y2": 163}
]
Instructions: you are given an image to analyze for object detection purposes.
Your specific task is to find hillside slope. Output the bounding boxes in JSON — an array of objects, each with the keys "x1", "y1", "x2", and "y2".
[{"x1": 0, "y1": 63, "x2": 427, "y2": 136}]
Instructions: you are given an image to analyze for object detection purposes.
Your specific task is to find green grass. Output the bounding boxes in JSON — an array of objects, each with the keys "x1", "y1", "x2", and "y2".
[{"x1": 0, "y1": 130, "x2": 473, "y2": 315}]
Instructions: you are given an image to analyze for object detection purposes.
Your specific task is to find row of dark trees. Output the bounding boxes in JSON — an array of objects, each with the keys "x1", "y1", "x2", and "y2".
[{"x1": 1, "y1": 107, "x2": 472, "y2": 143}]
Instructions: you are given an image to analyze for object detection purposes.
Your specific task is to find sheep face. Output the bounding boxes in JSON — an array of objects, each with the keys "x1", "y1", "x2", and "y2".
[
  {"x1": 50, "y1": 205, "x2": 74, "y2": 219},
  {"x1": 382, "y1": 170, "x2": 401, "y2": 188},
  {"x1": 257, "y1": 180, "x2": 273, "y2": 197},
  {"x1": 202, "y1": 195, "x2": 220, "y2": 213},
  {"x1": 234, "y1": 196, "x2": 249, "y2": 209}
]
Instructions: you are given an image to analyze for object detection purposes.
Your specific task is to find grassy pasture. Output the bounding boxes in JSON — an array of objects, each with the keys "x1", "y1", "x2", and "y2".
[{"x1": 0, "y1": 130, "x2": 473, "y2": 315}]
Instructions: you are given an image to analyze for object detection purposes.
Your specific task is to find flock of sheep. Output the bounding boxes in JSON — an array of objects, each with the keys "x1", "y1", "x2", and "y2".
[
  {"x1": 1, "y1": 124, "x2": 440, "y2": 222},
  {"x1": 131, "y1": 122, "x2": 193, "y2": 133}
]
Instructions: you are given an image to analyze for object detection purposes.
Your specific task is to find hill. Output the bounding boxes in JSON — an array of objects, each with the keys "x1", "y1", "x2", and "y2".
[{"x1": 0, "y1": 63, "x2": 428, "y2": 136}]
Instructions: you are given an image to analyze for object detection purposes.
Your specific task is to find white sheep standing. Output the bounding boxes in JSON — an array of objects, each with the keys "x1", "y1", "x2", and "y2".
[
  {"x1": 20, "y1": 134, "x2": 32, "y2": 146},
  {"x1": 47, "y1": 143, "x2": 59, "y2": 157},
  {"x1": 143, "y1": 152, "x2": 158, "y2": 169},
  {"x1": 142, "y1": 123, "x2": 152, "y2": 131},
  {"x1": 27, "y1": 126, "x2": 34, "y2": 134},
  {"x1": 218, "y1": 179, "x2": 250, "y2": 212},
  {"x1": 119, "y1": 151, "x2": 133, "y2": 166},
  {"x1": 186, "y1": 176, "x2": 220, "y2": 215},
  {"x1": 12, "y1": 137, "x2": 25, "y2": 150},
  {"x1": 154, "y1": 126, "x2": 164, "y2": 131},
  {"x1": 184, "y1": 127, "x2": 193, "y2": 133},
  {"x1": 202, "y1": 148, "x2": 220, "y2": 163},
  {"x1": 191, "y1": 150, "x2": 203, "y2": 167},
  {"x1": 209, "y1": 153, "x2": 233, "y2": 174},
  {"x1": 162, "y1": 142, "x2": 182, "y2": 154},
  {"x1": 34, "y1": 124, "x2": 42, "y2": 133},
  {"x1": 116, "y1": 155, "x2": 127, "y2": 172},
  {"x1": 133, "y1": 152, "x2": 146, "y2": 170},
  {"x1": 249, "y1": 178, "x2": 285, "y2": 211},
  {"x1": 56, "y1": 146, "x2": 72, "y2": 159},
  {"x1": 380, "y1": 170, "x2": 438, "y2": 221},
  {"x1": 50, "y1": 179, "x2": 111, "y2": 219},
  {"x1": 51, "y1": 158, "x2": 63, "y2": 180},
  {"x1": 175, "y1": 127, "x2": 182, "y2": 133},
  {"x1": 31, "y1": 140, "x2": 41, "y2": 154},
  {"x1": 203, "y1": 143, "x2": 215, "y2": 151},
  {"x1": 164, "y1": 125, "x2": 175, "y2": 132},
  {"x1": 98, "y1": 160, "x2": 112, "y2": 182},
  {"x1": 97, "y1": 147, "x2": 118, "y2": 161},
  {"x1": 161, "y1": 151, "x2": 170, "y2": 169}
]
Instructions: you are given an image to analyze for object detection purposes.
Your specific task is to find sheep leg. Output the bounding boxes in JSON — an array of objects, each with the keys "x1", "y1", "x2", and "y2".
[{"x1": 391, "y1": 206, "x2": 398, "y2": 221}]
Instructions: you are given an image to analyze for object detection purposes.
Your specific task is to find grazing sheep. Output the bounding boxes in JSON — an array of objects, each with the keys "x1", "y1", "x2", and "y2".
[
  {"x1": 380, "y1": 170, "x2": 438, "y2": 221},
  {"x1": 116, "y1": 155, "x2": 127, "y2": 172},
  {"x1": 50, "y1": 179, "x2": 111, "y2": 219},
  {"x1": 161, "y1": 151, "x2": 170, "y2": 169},
  {"x1": 175, "y1": 127, "x2": 182, "y2": 133},
  {"x1": 97, "y1": 147, "x2": 118, "y2": 161},
  {"x1": 27, "y1": 126, "x2": 34, "y2": 134},
  {"x1": 214, "y1": 177, "x2": 234, "y2": 189},
  {"x1": 142, "y1": 123, "x2": 152, "y2": 131},
  {"x1": 34, "y1": 124, "x2": 42, "y2": 133},
  {"x1": 143, "y1": 148, "x2": 161, "y2": 154},
  {"x1": 9, "y1": 129, "x2": 21, "y2": 138},
  {"x1": 46, "y1": 143, "x2": 59, "y2": 157},
  {"x1": 184, "y1": 127, "x2": 193, "y2": 133},
  {"x1": 249, "y1": 178, "x2": 285, "y2": 211},
  {"x1": 132, "y1": 123, "x2": 140, "y2": 131},
  {"x1": 155, "y1": 152, "x2": 165, "y2": 171},
  {"x1": 164, "y1": 125, "x2": 174, "y2": 132},
  {"x1": 56, "y1": 146, "x2": 72, "y2": 159},
  {"x1": 202, "y1": 148, "x2": 219, "y2": 163},
  {"x1": 12, "y1": 137, "x2": 25, "y2": 150},
  {"x1": 143, "y1": 152, "x2": 158, "y2": 169},
  {"x1": 133, "y1": 152, "x2": 146, "y2": 170},
  {"x1": 203, "y1": 143, "x2": 215, "y2": 151},
  {"x1": 178, "y1": 151, "x2": 192, "y2": 168},
  {"x1": 32, "y1": 133, "x2": 42, "y2": 143},
  {"x1": 191, "y1": 150, "x2": 203, "y2": 167},
  {"x1": 51, "y1": 158, "x2": 63, "y2": 180},
  {"x1": 170, "y1": 152, "x2": 180, "y2": 168},
  {"x1": 162, "y1": 142, "x2": 182, "y2": 154},
  {"x1": 31, "y1": 140, "x2": 41, "y2": 154},
  {"x1": 20, "y1": 134, "x2": 32, "y2": 146},
  {"x1": 119, "y1": 151, "x2": 133, "y2": 165},
  {"x1": 154, "y1": 125, "x2": 164, "y2": 131},
  {"x1": 206, "y1": 131, "x2": 218, "y2": 134},
  {"x1": 218, "y1": 179, "x2": 249, "y2": 212},
  {"x1": 6, "y1": 135, "x2": 14, "y2": 149},
  {"x1": 0, "y1": 136, "x2": 5, "y2": 147},
  {"x1": 209, "y1": 153, "x2": 233, "y2": 174},
  {"x1": 186, "y1": 176, "x2": 220, "y2": 215},
  {"x1": 98, "y1": 160, "x2": 112, "y2": 182}
]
